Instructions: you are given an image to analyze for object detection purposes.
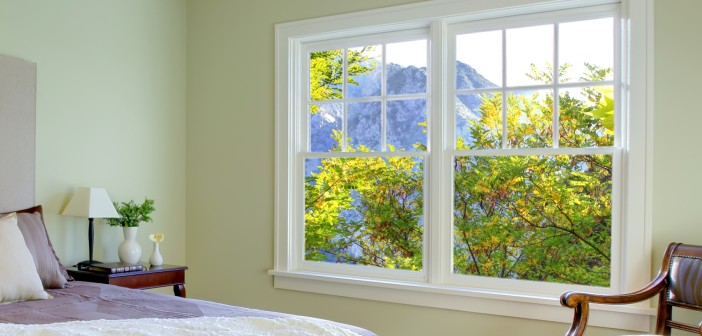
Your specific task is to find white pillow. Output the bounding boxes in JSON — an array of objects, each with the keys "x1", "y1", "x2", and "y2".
[{"x1": 0, "y1": 213, "x2": 50, "y2": 304}]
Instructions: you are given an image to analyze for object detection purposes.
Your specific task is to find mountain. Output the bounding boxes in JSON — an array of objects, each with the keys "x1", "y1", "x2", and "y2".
[{"x1": 309, "y1": 61, "x2": 495, "y2": 158}]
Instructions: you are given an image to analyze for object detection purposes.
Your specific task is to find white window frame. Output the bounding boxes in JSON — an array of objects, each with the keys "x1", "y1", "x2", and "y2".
[
  {"x1": 273, "y1": 0, "x2": 653, "y2": 331},
  {"x1": 300, "y1": 30, "x2": 431, "y2": 283},
  {"x1": 445, "y1": 6, "x2": 623, "y2": 296}
]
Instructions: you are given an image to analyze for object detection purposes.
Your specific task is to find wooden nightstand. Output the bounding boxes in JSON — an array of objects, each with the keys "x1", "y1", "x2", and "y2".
[{"x1": 67, "y1": 263, "x2": 188, "y2": 298}]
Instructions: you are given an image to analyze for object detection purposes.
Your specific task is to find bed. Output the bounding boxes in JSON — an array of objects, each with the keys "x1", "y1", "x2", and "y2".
[
  {"x1": 0, "y1": 54, "x2": 376, "y2": 335},
  {"x1": 0, "y1": 281, "x2": 373, "y2": 335}
]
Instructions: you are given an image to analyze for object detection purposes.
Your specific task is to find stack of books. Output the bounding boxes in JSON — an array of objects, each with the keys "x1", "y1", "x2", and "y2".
[{"x1": 88, "y1": 262, "x2": 146, "y2": 274}]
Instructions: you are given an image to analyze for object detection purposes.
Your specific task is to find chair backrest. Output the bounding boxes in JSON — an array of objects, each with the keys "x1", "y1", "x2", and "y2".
[{"x1": 656, "y1": 243, "x2": 702, "y2": 334}]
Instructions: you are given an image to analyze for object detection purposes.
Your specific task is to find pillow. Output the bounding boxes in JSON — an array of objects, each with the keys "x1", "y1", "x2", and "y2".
[
  {"x1": 0, "y1": 213, "x2": 51, "y2": 303},
  {"x1": 2, "y1": 206, "x2": 71, "y2": 288}
]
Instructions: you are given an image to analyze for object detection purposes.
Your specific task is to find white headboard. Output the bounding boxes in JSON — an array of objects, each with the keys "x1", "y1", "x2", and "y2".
[{"x1": 0, "y1": 54, "x2": 36, "y2": 212}]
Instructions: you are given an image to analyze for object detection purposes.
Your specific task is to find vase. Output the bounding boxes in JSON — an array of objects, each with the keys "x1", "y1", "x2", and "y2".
[
  {"x1": 149, "y1": 242, "x2": 163, "y2": 266},
  {"x1": 118, "y1": 227, "x2": 142, "y2": 264}
]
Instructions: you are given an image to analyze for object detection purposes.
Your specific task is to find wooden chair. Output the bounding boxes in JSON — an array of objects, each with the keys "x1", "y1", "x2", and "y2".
[{"x1": 561, "y1": 242, "x2": 702, "y2": 335}]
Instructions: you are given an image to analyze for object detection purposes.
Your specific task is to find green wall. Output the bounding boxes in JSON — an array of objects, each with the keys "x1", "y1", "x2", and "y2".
[
  {"x1": 1, "y1": 0, "x2": 701, "y2": 335},
  {"x1": 186, "y1": 0, "x2": 702, "y2": 335},
  {"x1": 0, "y1": 0, "x2": 187, "y2": 270},
  {"x1": 651, "y1": 0, "x2": 702, "y2": 259}
]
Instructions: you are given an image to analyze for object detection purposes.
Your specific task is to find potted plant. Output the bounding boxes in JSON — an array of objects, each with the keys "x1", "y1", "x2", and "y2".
[
  {"x1": 107, "y1": 198, "x2": 155, "y2": 228},
  {"x1": 107, "y1": 198, "x2": 155, "y2": 264}
]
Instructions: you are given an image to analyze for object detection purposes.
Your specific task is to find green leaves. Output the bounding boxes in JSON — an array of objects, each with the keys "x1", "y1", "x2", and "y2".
[
  {"x1": 309, "y1": 47, "x2": 378, "y2": 107},
  {"x1": 453, "y1": 154, "x2": 612, "y2": 286},
  {"x1": 306, "y1": 46, "x2": 613, "y2": 286},
  {"x1": 304, "y1": 155, "x2": 424, "y2": 270},
  {"x1": 106, "y1": 198, "x2": 155, "y2": 228},
  {"x1": 453, "y1": 65, "x2": 614, "y2": 286}
]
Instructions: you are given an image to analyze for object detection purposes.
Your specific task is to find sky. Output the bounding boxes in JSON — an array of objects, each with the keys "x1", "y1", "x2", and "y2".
[
  {"x1": 371, "y1": 17, "x2": 614, "y2": 86},
  {"x1": 456, "y1": 17, "x2": 614, "y2": 85}
]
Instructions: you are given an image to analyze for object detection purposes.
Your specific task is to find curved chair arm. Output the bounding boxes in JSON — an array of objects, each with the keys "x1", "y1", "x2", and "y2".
[{"x1": 560, "y1": 274, "x2": 667, "y2": 336}]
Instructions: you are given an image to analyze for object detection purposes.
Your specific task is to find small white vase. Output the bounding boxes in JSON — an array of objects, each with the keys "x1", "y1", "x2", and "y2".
[
  {"x1": 149, "y1": 242, "x2": 163, "y2": 266},
  {"x1": 118, "y1": 227, "x2": 142, "y2": 264}
]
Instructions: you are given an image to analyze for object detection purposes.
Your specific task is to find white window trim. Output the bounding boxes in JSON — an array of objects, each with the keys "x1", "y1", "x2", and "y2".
[{"x1": 273, "y1": 0, "x2": 653, "y2": 331}]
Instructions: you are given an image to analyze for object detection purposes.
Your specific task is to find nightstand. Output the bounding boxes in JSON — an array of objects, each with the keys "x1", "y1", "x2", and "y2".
[{"x1": 67, "y1": 263, "x2": 188, "y2": 297}]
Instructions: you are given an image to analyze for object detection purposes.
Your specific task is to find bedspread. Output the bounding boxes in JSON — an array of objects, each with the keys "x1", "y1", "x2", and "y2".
[
  {"x1": 0, "y1": 316, "x2": 363, "y2": 335},
  {"x1": 0, "y1": 282, "x2": 375, "y2": 336}
]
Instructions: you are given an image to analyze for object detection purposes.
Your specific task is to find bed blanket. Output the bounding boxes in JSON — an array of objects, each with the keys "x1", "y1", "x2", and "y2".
[
  {"x1": 0, "y1": 282, "x2": 375, "y2": 336},
  {"x1": 0, "y1": 316, "x2": 362, "y2": 335}
]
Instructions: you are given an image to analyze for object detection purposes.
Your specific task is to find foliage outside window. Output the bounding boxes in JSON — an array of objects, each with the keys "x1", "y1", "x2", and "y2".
[
  {"x1": 303, "y1": 16, "x2": 616, "y2": 288},
  {"x1": 305, "y1": 40, "x2": 428, "y2": 271},
  {"x1": 451, "y1": 18, "x2": 615, "y2": 287}
]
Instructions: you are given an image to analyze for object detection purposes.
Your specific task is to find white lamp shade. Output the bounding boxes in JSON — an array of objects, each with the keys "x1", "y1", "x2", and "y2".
[{"x1": 62, "y1": 187, "x2": 119, "y2": 218}]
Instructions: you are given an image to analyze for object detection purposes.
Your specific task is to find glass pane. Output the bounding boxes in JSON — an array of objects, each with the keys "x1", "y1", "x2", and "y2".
[
  {"x1": 347, "y1": 45, "x2": 382, "y2": 98},
  {"x1": 305, "y1": 158, "x2": 322, "y2": 182},
  {"x1": 310, "y1": 103, "x2": 343, "y2": 152},
  {"x1": 456, "y1": 93, "x2": 502, "y2": 150},
  {"x1": 559, "y1": 18, "x2": 614, "y2": 83},
  {"x1": 348, "y1": 102, "x2": 381, "y2": 151},
  {"x1": 453, "y1": 154, "x2": 612, "y2": 286},
  {"x1": 506, "y1": 25, "x2": 554, "y2": 86},
  {"x1": 305, "y1": 156, "x2": 424, "y2": 271},
  {"x1": 506, "y1": 90, "x2": 553, "y2": 148},
  {"x1": 387, "y1": 40, "x2": 427, "y2": 95},
  {"x1": 387, "y1": 99, "x2": 427, "y2": 151},
  {"x1": 456, "y1": 30, "x2": 502, "y2": 88},
  {"x1": 310, "y1": 49, "x2": 344, "y2": 101},
  {"x1": 559, "y1": 86, "x2": 614, "y2": 147}
]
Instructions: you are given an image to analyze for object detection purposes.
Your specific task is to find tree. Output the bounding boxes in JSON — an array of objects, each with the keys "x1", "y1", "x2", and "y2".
[
  {"x1": 453, "y1": 64, "x2": 613, "y2": 286},
  {"x1": 305, "y1": 134, "x2": 423, "y2": 269},
  {"x1": 309, "y1": 47, "x2": 378, "y2": 113},
  {"x1": 305, "y1": 44, "x2": 614, "y2": 286},
  {"x1": 305, "y1": 47, "x2": 424, "y2": 270}
]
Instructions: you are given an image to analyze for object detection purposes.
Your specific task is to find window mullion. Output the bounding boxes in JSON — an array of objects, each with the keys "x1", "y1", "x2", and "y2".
[
  {"x1": 553, "y1": 23, "x2": 560, "y2": 148},
  {"x1": 342, "y1": 48, "x2": 349, "y2": 151},
  {"x1": 501, "y1": 29, "x2": 508, "y2": 149},
  {"x1": 429, "y1": 19, "x2": 448, "y2": 285},
  {"x1": 381, "y1": 44, "x2": 388, "y2": 151}
]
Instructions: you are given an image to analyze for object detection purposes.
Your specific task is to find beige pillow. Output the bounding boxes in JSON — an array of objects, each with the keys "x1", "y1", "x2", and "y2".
[
  {"x1": 0, "y1": 213, "x2": 51, "y2": 304},
  {"x1": 2, "y1": 206, "x2": 70, "y2": 288}
]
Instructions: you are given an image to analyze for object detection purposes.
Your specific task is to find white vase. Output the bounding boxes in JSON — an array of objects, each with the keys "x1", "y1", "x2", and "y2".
[
  {"x1": 118, "y1": 227, "x2": 142, "y2": 264},
  {"x1": 149, "y1": 242, "x2": 163, "y2": 266}
]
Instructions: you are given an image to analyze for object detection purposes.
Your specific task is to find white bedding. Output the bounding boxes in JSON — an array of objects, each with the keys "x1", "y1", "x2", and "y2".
[{"x1": 0, "y1": 316, "x2": 363, "y2": 336}]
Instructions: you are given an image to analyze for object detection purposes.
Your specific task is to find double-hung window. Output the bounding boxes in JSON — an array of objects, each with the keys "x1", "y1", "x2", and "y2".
[
  {"x1": 274, "y1": 0, "x2": 651, "y2": 330},
  {"x1": 303, "y1": 33, "x2": 429, "y2": 280}
]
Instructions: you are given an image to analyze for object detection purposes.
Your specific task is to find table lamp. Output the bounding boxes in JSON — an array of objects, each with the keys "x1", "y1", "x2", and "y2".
[{"x1": 62, "y1": 187, "x2": 120, "y2": 269}]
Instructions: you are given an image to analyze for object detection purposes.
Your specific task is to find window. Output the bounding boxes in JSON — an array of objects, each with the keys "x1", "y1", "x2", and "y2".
[
  {"x1": 451, "y1": 17, "x2": 616, "y2": 287},
  {"x1": 304, "y1": 35, "x2": 428, "y2": 275},
  {"x1": 274, "y1": 0, "x2": 651, "y2": 330}
]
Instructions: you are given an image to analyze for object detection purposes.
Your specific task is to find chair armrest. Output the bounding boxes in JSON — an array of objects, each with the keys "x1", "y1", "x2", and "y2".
[
  {"x1": 561, "y1": 274, "x2": 666, "y2": 307},
  {"x1": 560, "y1": 274, "x2": 667, "y2": 336}
]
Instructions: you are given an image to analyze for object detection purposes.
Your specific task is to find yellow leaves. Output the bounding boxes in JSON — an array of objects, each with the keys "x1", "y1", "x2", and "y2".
[
  {"x1": 586, "y1": 86, "x2": 615, "y2": 135},
  {"x1": 482, "y1": 260, "x2": 494, "y2": 270},
  {"x1": 474, "y1": 184, "x2": 491, "y2": 193}
]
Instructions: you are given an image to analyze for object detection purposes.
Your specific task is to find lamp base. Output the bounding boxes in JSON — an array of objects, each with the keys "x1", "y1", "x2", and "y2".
[{"x1": 75, "y1": 260, "x2": 102, "y2": 270}]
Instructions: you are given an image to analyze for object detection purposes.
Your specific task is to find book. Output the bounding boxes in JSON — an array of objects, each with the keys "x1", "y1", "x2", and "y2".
[{"x1": 88, "y1": 262, "x2": 146, "y2": 274}]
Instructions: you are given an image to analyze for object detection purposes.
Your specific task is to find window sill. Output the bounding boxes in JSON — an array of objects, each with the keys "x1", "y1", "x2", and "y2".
[{"x1": 269, "y1": 270, "x2": 654, "y2": 332}]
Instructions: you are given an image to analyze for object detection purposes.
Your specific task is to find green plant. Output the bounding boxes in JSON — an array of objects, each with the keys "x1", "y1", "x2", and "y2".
[{"x1": 106, "y1": 198, "x2": 155, "y2": 227}]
